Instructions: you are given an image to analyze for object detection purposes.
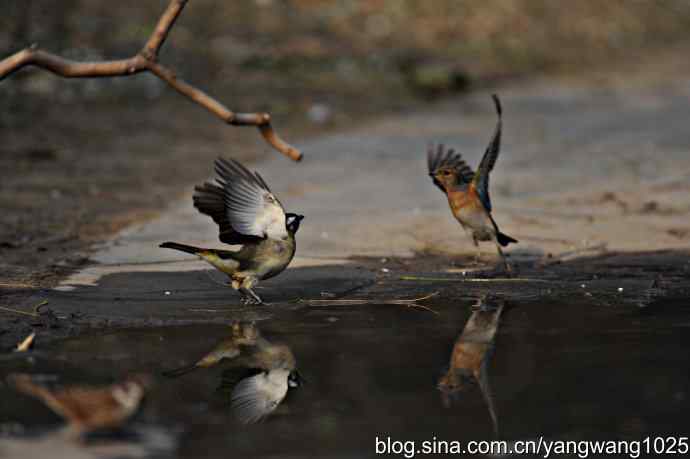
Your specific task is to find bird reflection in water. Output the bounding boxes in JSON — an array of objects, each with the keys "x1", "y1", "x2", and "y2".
[
  {"x1": 438, "y1": 294, "x2": 504, "y2": 436},
  {"x1": 164, "y1": 321, "x2": 303, "y2": 424}
]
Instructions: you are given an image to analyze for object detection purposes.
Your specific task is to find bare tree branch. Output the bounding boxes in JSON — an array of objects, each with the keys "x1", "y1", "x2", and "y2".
[
  {"x1": 141, "y1": 0, "x2": 187, "y2": 60},
  {"x1": 0, "y1": 0, "x2": 302, "y2": 161}
]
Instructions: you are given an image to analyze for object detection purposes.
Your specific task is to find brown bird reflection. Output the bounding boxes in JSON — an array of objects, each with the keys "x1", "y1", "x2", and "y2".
[
  {"x1": 438, "y1": 294, "x2": 504, "y2": 436},
  {"x1": 7, "y1": 373, "x2": 152, "y2": 440}
]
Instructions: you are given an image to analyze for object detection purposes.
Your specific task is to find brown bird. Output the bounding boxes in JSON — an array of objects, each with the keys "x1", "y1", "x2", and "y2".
[
  {"x1": 7, "y1": 373, "x2": 152, "y2": 439},
  {"x1": 428, "y1": 94, "x2": 517, "y2": 271},
  {"x1": 438, "y1": 294, "x2": 504, "y2": 436}
]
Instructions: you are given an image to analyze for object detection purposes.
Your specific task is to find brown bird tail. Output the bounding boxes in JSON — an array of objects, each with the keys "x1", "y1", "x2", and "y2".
[
  {"x1": 496, "y1": 231, "x2": 518, "y2": 247},
  {"x1": 162, "y1": 363, "x2": 199, "y2": 378},
  {"x1": 159, "y1": 242, "x2": 206, "y2": 255}
]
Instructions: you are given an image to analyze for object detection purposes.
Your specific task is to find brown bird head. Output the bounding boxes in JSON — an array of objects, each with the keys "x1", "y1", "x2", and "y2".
[
  {"x1": 430, "y1": 165, "x2": 462, "y2": 191},
  {"x1": 427, "y1": 144, "x2": 475, "y2": 193},
  {"x1": 437, "y1": 369, "x2": 474, "y2": 407},
  {"x1": 438, "y1": 369, "x2": 473, "y2": 393},
  {"x1": 113, "y1": 373, "x2": 154, "y2": 409}
]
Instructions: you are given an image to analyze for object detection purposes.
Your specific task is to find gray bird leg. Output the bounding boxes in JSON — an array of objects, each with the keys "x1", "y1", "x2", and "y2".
[
  {"x1": 240, "y1": 276, "x2": 263, "y2": 305},
  {"x1": 242, "y1": 288, "x2": 263, "y2": 305}
]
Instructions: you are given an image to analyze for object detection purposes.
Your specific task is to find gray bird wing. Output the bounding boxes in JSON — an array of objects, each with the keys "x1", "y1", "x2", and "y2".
[
  {"x1": 193, "y1": 181, "x2": 262, "y2": 245},
  {"x1": 213, "y1": 158, "x2": 288, "y2": 241},
  {"x1": 427, "y1": 143, "x2": 475, "y2": 192},
  {"x1": 472, "y1": 94, "x2": 502, "y2": 212},
  {"x1": 230, "y1": 370, "x2": 288, "y2": 424}
]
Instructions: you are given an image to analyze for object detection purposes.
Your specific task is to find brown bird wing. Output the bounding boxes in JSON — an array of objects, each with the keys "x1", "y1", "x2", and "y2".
[
  {"x1": 471, "y1": 94, "x2": 502, "y2": 212},
  {"x1": 427, "y1": 143, "x2": 475, "y2": 192}
]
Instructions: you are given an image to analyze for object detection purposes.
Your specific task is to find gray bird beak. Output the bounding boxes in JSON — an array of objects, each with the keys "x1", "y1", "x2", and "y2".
[{"x1": 288, "y1": 370, "x2": 305, "y2": 387}]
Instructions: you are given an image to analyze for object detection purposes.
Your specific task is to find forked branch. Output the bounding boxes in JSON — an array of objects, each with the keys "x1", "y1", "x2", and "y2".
[{"x1": 0, "y1": 0, "x2": 302, "y2": 161}]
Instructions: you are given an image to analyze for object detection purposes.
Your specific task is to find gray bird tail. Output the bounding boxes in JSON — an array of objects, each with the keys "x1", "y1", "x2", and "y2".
[
  {"x1": 162, "y1": 363, "x2": 198, "y2": 378},
  {"x1": 159, "y1": 242, "x2": 205, "y2": 255}
]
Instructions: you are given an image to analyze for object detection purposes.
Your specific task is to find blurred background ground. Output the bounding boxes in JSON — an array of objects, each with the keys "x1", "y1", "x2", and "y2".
[{"x1": 2, "y1": 0, "x2": 690, "y2": 291}]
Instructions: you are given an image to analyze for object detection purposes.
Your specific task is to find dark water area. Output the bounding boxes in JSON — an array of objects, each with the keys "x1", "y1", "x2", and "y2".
[{"x1": 2, "y1": 292, "x2": 689, "y2": 458}]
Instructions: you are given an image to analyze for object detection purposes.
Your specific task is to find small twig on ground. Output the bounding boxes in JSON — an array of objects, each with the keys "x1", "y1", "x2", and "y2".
[
  {"x1": 14, "y1": 332, "x2": 36, "y2": 352},
  {"x1": 400, "y1": 276, "x2": 552, "y2": 283},
  {"x1": 0, "y1": 300, "x2": 49, "y2": 318},
  {"x1": 0, "y1": 0, "x2": 301, "y2": 161},
  {"x1": 33, "y1": 300, "x2": 49, "y2": 314},
  {"x1": 0, "y1": 306, "x2": 38, "y2": 317},
  {"x1": 0, "y1": 282, "x2": 37, "y2": 289},
  {"x1": 299, "y1": 291, "x2": 441, "y2": 315}
]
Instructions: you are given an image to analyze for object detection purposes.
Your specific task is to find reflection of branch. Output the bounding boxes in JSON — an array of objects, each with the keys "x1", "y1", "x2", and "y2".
[{"x1": 0, "y1": 0, "x2": 301, "y2": 162}]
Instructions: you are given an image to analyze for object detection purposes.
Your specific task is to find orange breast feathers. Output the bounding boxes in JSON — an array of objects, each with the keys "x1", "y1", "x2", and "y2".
[{"x1": 447, "y1": 185, "x2": 484, "y2": 215}]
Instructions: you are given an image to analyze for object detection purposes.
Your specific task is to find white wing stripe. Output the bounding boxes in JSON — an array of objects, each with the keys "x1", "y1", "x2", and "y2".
[{"x1": 215, "y1": 158, "x2": 288, "y2": 240}]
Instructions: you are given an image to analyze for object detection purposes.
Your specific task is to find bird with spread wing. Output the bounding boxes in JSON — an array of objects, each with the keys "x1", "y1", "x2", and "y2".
[
  {"x1": 160, "y1": 158, "x2": 304, "y2": 304},
  {"x1": 427, "y1": 94, "x2": 517, "y2": 271},
  {"x1": 163, "y1": 321, "x2": 304, "y2": 424}
]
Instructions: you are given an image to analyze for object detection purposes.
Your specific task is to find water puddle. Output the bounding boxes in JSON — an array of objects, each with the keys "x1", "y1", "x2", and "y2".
[{"x1": 2, "y1": 296, "x2": 689, "y2": 458}]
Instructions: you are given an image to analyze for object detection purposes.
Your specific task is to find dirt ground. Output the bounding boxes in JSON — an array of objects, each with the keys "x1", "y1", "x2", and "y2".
[{"x1": 3, "y1": 0, "x2": 690, "y2": 312}]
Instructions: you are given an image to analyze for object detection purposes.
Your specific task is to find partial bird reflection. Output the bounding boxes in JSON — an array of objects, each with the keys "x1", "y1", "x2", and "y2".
[
  {"x1": 438, "y1": 294, "x2": 504, "y2": 436},
  {"x1": 163, "y1": 321, "x2": 262, "y2": 377},
  {"x1": 164, "y1": 321, "x2": 303, "y2": 424},
  {"x1": 6, "y1": 373, "x2": 152, "y2": 441}
]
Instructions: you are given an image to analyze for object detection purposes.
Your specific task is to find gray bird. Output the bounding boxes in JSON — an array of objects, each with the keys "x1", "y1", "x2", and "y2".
[
  {"x1": 230, "y1": 367, "x2": 297, "y2": 424},
  {"x1": 160, "y1": 158, "x2": 304, "y2": 304},
  {"x1": 163, "y1": 321, "x2": 303, "y2": 424},
  {"x1": 227, "y1": 337, "x2": 303, "y2": 424}
]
